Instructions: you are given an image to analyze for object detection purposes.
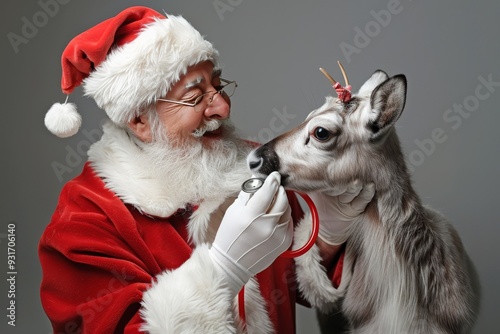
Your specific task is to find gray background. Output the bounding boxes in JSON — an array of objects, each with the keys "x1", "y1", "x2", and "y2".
[{"x1": 1, "y1": 0, "x2": 499, "y2": 333}]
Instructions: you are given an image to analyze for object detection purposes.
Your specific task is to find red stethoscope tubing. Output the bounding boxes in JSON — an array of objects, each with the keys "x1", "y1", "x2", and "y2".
[
  {"x1": 279, "y1": 191, "x2": 319, "y2": 258},
  {"x1": 238, "y1": 190, "x2": 320, "y2": 323}
]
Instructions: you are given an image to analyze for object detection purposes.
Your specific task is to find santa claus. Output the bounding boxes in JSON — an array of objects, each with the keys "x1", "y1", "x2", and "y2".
[{"x1": 39, "y1": 6, "x2": 373, "y2": 333}]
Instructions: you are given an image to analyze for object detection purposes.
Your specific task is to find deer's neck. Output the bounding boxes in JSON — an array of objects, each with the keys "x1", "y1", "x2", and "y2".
[
  {"x1": 376, "y1": 178, "x2": 422, "y2": 228},
  {"x1": 373, "y1": 132, "x2": 423, "y2": 227}
]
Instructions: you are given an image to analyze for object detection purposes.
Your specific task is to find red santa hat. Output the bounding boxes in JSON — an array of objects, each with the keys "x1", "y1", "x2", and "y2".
[{"x1": 45, "y1": 6, "x2": 219, "y2": 138}]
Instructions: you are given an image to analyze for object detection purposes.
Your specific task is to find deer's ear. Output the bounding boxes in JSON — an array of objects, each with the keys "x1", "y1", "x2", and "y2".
[
  {"x1": 368, "y1": 74, "x2": 407, "y2": 140},
  {"x1": 358, "y1": 70, "x2": 389, "y2": 96}
]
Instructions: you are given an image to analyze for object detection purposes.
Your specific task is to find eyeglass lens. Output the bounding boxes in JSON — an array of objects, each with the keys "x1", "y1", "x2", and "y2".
[{"x1": 193, "y1": 81, "x2": 236, "y2": 112}]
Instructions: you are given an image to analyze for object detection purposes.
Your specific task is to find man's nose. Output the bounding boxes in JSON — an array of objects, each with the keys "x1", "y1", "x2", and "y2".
[{"x1": 204, "y1": 92, "x2": 230, "y2": 119}]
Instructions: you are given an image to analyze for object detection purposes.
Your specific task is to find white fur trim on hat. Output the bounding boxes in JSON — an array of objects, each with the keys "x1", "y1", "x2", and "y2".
[
  {"x1": 83, "y1": 15, "x2": 219, "y2": 126},
  {"x1": 44, "y1": 102, "x2": 82, "y2": 138}
]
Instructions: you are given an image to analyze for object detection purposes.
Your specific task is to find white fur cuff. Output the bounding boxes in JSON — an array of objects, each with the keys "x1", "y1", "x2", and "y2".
[{"x1": 140, "y1": 244, "x2": 236, "y2": 333}]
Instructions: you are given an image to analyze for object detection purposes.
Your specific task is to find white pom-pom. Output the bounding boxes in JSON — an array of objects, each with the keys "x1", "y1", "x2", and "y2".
[{"x1": 44, "y1": 102, "x2": 82, "y2": 138}]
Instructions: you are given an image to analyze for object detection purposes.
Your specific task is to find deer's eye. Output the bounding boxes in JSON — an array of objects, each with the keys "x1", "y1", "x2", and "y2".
[{"x1": 312, "y1": 127, "x2": 332, "y2": 142}]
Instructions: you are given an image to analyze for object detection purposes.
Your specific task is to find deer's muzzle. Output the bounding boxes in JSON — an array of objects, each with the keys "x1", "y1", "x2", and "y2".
[{"x1": 247, "y1": 144, "x2": 281, "y2": 177}]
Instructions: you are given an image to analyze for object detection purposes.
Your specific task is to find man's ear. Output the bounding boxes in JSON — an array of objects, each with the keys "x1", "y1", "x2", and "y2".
[
  {"x1": 368, "y1": 74, "x2": 407, "y2": 141},
  {"x1": 128, "y1": 113, "x2": 152, "y2": 142}
]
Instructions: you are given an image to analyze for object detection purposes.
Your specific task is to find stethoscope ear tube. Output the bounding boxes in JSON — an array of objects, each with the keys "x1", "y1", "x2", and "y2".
[{"x1": 241, "y1": 178, "x2": 319, "y2": 259}]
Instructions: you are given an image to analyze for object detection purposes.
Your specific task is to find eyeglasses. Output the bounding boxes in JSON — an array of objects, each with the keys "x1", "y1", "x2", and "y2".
[{"x1": 157, "y1": 78, "x2": 237, "y2": 112}]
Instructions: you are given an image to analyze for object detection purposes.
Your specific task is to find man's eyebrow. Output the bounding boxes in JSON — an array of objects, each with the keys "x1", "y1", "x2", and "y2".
[
  {"x1": 184, "y1": 77, "x2": 203, "y2": 90},
  {"x1": 184, "y1": 69, "x2": 223, "y2": 90},
  {"x1": 213, "y1": 69, "x2": 222, "y2": 78}
]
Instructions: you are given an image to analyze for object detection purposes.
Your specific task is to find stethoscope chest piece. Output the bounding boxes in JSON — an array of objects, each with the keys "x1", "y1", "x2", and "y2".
[
  {"x1": 241, "y1": 178, "x2": 265, "y2": 193},
  {"x1": 240, "y1": 176, "x2": 319, "y2": 259}
]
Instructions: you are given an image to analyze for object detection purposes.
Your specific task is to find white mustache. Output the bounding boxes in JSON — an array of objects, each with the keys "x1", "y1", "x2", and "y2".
[{"x1": 192, "y1": 119, "x2": 222, "y2": 138}]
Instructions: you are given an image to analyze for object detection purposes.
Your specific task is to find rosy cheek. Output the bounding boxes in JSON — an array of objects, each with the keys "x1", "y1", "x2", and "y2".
[{"x1": 181, "y1": 113, "x2": 204, "y2": 134}]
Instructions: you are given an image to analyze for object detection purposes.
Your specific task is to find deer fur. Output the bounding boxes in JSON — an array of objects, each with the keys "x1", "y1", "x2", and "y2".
[{"x1": 247, "y1": 70, "x2": 480, "y2": 333}]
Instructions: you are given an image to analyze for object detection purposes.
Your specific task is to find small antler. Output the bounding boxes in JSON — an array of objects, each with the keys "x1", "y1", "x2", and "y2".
[
  {"x1": 319, "y1": 61, "x2": 353, "y2": 103},
  {"x1": 319, "y1": 67, "x2": 337, "y2": 86},
  {"x1": 337, "y1": 61, "x2": 349, "y2": 87}
]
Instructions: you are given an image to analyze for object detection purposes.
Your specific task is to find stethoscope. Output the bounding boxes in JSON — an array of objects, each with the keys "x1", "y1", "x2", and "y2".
[
  {"x1": 238, "y1": 177, "x2": 320, "y2": 323},
  {"x1": 241, "y1": 178, "x2": 319, "y2": 258}
]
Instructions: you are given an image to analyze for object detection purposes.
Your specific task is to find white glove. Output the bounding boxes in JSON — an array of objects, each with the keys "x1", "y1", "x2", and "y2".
[
  {"x1": 308, "y1": 180, "x2": 375, "y2": 245},
  {"x1": 209, "y1": 172, "x2": 293, "y2": 296}
]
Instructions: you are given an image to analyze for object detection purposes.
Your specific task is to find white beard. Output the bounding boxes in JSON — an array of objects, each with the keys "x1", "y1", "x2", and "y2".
[
  {"x1": 88, "y1": 120, "x2": 254, "y2": 218},
  {"x1": 139, "y1": 119, "x2": 253, "y2": 209}
]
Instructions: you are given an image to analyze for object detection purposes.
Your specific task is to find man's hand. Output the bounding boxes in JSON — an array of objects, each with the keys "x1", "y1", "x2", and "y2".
[
  {"x1": 209, "y1": 172, "x2": 293, "y2": 296},
  {"x1": 309, "y1": 181, "x2": 375, "y2": 246}
]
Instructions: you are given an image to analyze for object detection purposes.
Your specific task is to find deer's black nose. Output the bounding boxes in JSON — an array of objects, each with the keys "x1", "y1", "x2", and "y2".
[
  {"x1": 248, "y1": 157, "x2": 262, "y2": 170},
  {"x1": 247, "y1": 145, "x2": 280, "y2": 176},
  {"x1": 247, "y1": 150, "x2": 263, "y2": 172}
]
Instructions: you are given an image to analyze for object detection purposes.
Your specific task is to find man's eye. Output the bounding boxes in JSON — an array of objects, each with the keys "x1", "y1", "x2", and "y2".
[
  {"x1": 181, "y1": 93, "x2": 202, "y2": 103},
  {"x1": 183, "y1": 96, "x2": 199, "y2": 103}
]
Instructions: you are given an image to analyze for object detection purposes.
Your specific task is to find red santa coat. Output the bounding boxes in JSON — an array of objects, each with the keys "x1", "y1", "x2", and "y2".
[
  {"x1": 39, "y1": 161, "x2": 308, "y2": 333},
  {"x1": 39, "y1": 122, "x2": 346, "y2": 333}
]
